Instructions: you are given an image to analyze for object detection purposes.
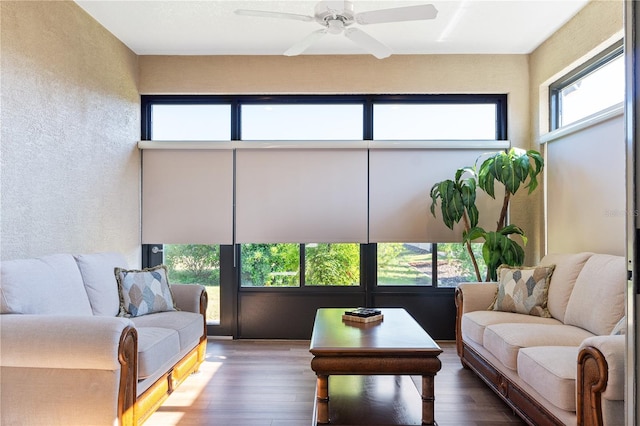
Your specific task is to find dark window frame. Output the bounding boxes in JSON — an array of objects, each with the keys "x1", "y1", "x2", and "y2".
[
  {"x1": 141, "y1": 93, "x2": 507, "y2": 291},
  {"x1": 142, "y1": 94, "x2": 508, "y2": 141}
]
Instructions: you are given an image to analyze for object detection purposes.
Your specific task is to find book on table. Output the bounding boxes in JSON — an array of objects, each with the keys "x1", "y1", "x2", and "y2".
[{"x1": 342, "y1": 308, "x2": 383, "y2": 323}]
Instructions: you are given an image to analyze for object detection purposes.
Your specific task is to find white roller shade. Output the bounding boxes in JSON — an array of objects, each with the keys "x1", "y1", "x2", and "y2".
[
  {"x1": 235, "y1": 148, "x2": 368, "y2": 243},
  {"x1": 545, "y1": 111, "x2": 625, "y2": 255},
  {"x1": 142, "y1": 149, "x2": 233, "y2": 244},
  {"x1": 369, "y1": 148, "x2": 504, "y2": 243}
]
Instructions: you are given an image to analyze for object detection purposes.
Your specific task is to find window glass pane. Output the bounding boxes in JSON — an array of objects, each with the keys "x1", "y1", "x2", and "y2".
[
  {"x1": 376, "y1": 242, "x2": 486, "y2": 286},
  {"x1": 240, "y1": 243, "x2": 300, "y2": 287},
  {"x1": 163, "y1": 244, "x2": 220, "y2": 324},
  {"x1": 305, "y1": 243, "x2": 360, "y2": 286},
  {"x1": 374, "y1": 104, "x2": 497, "y2": 139},
  {"x1": 241, "y1": 104, "x2": 363, "y2": 140},
  {"x1": 151, "y1": 104, "x2": 231, "y2": 140},
  {"x1": 558, "y1": 54, "x2": 624, "y2": 127},
  {"x1": 436, "y1": 243, "x2": 486, "y2": 287},
  {"x1": 377, "y1": 243, "x2": 433, "y2": 286}
]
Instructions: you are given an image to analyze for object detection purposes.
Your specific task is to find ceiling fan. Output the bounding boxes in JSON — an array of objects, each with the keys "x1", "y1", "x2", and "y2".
[{"x1": 234, "y1": 1, "x2": 438, "y2": 59}]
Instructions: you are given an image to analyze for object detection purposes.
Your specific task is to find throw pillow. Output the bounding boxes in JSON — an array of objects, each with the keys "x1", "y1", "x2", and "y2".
[
  {"x1": 114, "y1": 265, "x2": 177, "y2": 317},
  {"x1": 489, "y1": 264, "x2": 556, "y2": 318},
  {"x1": 611, "y1": 316, "x2": 626, "y2": 335}
]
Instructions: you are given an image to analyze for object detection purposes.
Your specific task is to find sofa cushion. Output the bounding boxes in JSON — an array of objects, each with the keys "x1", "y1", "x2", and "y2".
[
  {"x1": 136, "y1": 327, "x2": 181, "y2": 379},
  {"x1": 483, "y1": 323, "x2": 594, "y2": 370},
  {"x1": 131, "y1": 311, "x2": 203, "y2": 352},
  {"x1": 0, "y1": 254, "x2": 92, "y2": 315},
  {"x1": 564, "y1": 254, "x2": 626, "y2": 336},
  {"x1": 75, "y1": 252, "x2": 127, "y2": 317},
  {"x1": 539, "y1": 252, "x2": 593, "y2": 322},
  {"x1": 461, "y1": 310, "x2": 561, "y2": 346},
  {"x1": 115, "y1": 265, "x2": 177, "y2": 318},
  {"x1": 517, "y1": 346, "x2": 579, "y2": 411},
  {"x1": 489, "y1": 264, "x2": 555, "y2": 317}
]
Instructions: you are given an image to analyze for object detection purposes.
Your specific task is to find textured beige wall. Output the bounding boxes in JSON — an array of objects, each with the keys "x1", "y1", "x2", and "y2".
[
  {"x1": 1, "y1": 1, "x2": 141, "y2": 264},
  {"x1": 529, "y1": 0, "x2": 624, "y2": 258}
]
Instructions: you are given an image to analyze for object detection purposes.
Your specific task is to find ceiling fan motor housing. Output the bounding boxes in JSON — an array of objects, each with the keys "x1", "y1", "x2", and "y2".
[{"x1": 315, "y1": 0, "x2": 355, "y2": 28}]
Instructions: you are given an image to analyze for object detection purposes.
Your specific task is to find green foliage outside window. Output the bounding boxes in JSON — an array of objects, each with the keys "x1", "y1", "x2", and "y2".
[
  {"x1": 164, "y1": 244, "x2": 220, "y2": 284},
  {"x1": 240, "y1": 243, "x2": 360, "y2": 286},
  {"x1": 163, "y1": 244, "x2": 221, "y2": 323},
  {"x1": 437, "y1": 243, "x2": 487, "y2": 286},
  {"x1": 305, "y1": 243, "x2": 359, "y2": 286},
  {"x1": 164, "y1": 242, "x2": 482, "y2": 289},
  {"x1": 377, "y1": 243, "x2": 432, "y2": 285},
  {"x1": 241, "y1": 243, "x2": 300, "y2": 286}
]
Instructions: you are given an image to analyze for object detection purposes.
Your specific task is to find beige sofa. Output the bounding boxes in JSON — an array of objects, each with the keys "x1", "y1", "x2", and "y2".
[
  {"x1": 0, "y1": 252, "x2": 208, "y2": 426},
  {"x1": 455, "y1": 252, "x2": 626, "y2": 426}
]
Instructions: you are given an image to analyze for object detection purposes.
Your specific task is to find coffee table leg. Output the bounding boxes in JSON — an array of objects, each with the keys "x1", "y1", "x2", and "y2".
[
  {"x1": 316, "y1": 374, "x2": 329, "y2": 424},
  {"x1": 421, "y1": 374, "x2": 437, "y2": 426}
]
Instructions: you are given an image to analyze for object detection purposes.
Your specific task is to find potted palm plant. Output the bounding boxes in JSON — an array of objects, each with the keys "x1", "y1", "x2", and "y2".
[{"x1": 429, "y1": 147, "x2": 544, "y2": 282}]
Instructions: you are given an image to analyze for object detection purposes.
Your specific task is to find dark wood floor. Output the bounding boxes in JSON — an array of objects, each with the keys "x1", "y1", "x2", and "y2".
[{"x1": 146, "y1": 339, "x2": 526, "y2": 426}]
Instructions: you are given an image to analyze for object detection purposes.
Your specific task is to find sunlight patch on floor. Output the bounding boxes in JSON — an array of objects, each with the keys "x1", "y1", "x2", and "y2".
[
  {"x1": 167, "y1": 361, "x2": 222, "y2": 407},
  {"x1": 145, "y1": 361, "x2": 223, "y2": 425}
]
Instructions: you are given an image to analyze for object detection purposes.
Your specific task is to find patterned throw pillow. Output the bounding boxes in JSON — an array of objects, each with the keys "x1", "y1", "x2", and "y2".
[
  {"x1": 114, "y1": 265, "x2": 177, "y2": 317},
  {"x1": 489, "y1": 264, "x2": 556, "y2": 317},
  {"x1": 611, "y1": 316, "x2": 626, "y2": 335}
]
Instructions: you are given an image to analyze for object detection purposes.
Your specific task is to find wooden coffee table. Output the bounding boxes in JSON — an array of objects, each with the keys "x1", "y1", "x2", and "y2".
[{"x1": 309, "y1": 308, "x2": 442, "y2": 425}]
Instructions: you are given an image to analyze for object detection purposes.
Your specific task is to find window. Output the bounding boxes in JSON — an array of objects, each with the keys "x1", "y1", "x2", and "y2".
[
  {"x1": 241, "y1": 243, "x2": 300, "y2": 287},
  {"x1": 550, "y1": 40, "x2": 624, "y2": 129},
  {"x1": 142, "y1": 94, "x2": 507, "y2": 293},
  {"x1": 373, "y1": 103, "x2": 497, "y2": 139},
  {"x1": 377, "y1": 242, "x2": 486, "y2": 287},
  {"x1": 163, "y1": 244, "x2": 221, "y2": 323},
  {"x1": 241, "y1": 104, "x2": 363, "y2": 140},
  {"x1": 240, "y1": 243, "x2": 360, "y2": 287},
  {"x1": 377, "y1": 243, "x2": 433, "y2": 285},
  {"x1": 305, "y1": 243, "x2": 360, "y2": 286},
  {"x1": 370, "y1": 96, "x2": 499, "y2": 288},
  {"x1": 151, "y1": 104, "x2": 231, "y2": 140},
  {"x1": 238, "y1": 98, "x2": 365, "y2": 288}
]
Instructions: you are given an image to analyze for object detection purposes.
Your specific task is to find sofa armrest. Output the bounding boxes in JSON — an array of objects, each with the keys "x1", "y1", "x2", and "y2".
[
  {"x1": 1, "y1": 314, "x2": 137, "y2": 424},
  {"x1": 171, "y1": 284, "x2": 207, "y2": 315},
  {"x1": 455, "y1": 282, "x2": 498, "y2": 314},
  {"x1": 454, "y1": 282, "x2": 497, "y2": 357},
  {"x1": 1, "y1": 314, "x2": 134, "y2": 369},
  {"x1": 577, "y1": 334, "x2": 625, "y2": 426},
  {"x1": 579, "y1": 335, "x2": 625, "y2": 400}
]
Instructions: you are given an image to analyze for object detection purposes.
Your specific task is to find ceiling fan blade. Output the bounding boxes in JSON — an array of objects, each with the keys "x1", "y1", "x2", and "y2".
[
  {"x1": 344, "y1": 28, "x2": 391, "y2": 59},
  {"x1": 284, "y1": 29, "x2": 328, "y2": 56},
  {"x1": 234, "y1": 9, "x2": 314, "y2": 22},
  {"x1": 355, "y1": 4, "x2": 438, "y2": 25}
]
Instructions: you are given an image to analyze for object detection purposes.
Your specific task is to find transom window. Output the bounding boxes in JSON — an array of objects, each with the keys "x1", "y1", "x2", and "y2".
[
  {"x1": 373, "y1": 103, "x2": 497, "y2": 139},
  {"x1": 550, "y1": 40, "x2": 624, "y2": 130},
  {"x1": 241, "y1": 104, "x2": 363, "y2": 140},
  {"x1": 151, "y1": 104, "x2": 231, "y2": 140}
]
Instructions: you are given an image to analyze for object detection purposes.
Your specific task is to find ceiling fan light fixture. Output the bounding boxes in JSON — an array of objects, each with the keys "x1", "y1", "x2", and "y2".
[{"x1": 327, "y1": 19, "x2": 344, "y2": 35}]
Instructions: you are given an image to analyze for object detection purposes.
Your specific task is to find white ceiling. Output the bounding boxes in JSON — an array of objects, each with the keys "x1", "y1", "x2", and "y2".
[{"x1": 75, "y1": 0, "x2": 590, "y2": 56}]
